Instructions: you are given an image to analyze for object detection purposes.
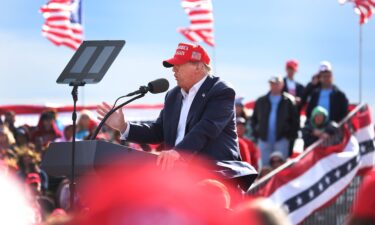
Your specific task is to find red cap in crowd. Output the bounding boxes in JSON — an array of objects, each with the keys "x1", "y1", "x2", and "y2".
[
  {"x1": 163, "y1": 43, "x2": 210, "y2": 68},
  {"x1": 25, "y1": 173, "x2": 41, "y2": 185},
  {"x1": 351, "y1": 170, "x2": 375, "y2": 221},
  {"x1": 286, "y1": 60, "x2": 298, "y2": 71}
]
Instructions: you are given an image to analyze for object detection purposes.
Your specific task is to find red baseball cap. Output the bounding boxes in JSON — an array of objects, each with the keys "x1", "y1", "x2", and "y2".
[
  {"x1": 286, "y1": 60, "x2": 298, "y2": 71},
  {"x1": 163, "y1": 43, "x2": 210, "y2": 68}
]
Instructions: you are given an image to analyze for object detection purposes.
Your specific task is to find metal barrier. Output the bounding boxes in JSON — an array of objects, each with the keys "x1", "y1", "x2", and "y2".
[{"x1": 303, "y1": 176, "x2": 361, "y2": 225}]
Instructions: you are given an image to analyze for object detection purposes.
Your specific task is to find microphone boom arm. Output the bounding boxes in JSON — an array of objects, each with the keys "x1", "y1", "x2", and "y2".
[{"x1": 90, "y1": 93, "x2": 146, "y2": 140}]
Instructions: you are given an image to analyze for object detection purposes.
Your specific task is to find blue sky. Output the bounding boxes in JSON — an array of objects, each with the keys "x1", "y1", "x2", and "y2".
[{"x1": 0, "y1": 0, "x2": 374, "y2": 111}]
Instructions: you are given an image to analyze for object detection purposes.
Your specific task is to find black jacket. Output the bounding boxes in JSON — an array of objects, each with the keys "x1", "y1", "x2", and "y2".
[
  {"x1": 283, "y1": 77, "x2": 305, "y2": 99},
  {"x1": 306, "y1": 85, "x2": 349, "y2": 123},
  {"x1": 251, "y1": 92, "x2": 300, "y2": 142},
  {"x1": 302, "y1": 121, "x2": 339, "y2": 148}
]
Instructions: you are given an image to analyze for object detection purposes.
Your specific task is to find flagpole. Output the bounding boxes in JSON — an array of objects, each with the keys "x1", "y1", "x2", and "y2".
[
  {"x1": 212, "y1": 46, "x2": 217, "y2": 75},
  {"x1": 358, "y1": 24, "x2": 363, "y2": 103},
  {"x1": 80, "y1": 0, "x2": 85, "y2": 106}
]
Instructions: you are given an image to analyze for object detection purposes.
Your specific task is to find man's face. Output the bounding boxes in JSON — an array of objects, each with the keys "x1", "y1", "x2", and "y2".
[
  {"x1": 319, "y1": 71, "x2": 333, "y2": 87},
  {"x1": 269, "y1": 81, "x2": 284, "y2": 95},
  {"x1": 172, "y1": 62, "x2": 199, "y2": 92},
  {"x1": 314, "y1": 114, "x2": 325, "y2": 126},
  {"x1": 286, "y1": 67, "x2": 296, "y2": 79},
  {"x1": 78, "y1": 115, "x2": 90, "y2": 129}
]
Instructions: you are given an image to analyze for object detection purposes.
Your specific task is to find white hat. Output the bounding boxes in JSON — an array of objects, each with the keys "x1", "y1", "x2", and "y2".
[
  {"x1": 319, "y1": 61, "x2": 332, "y2": 72},
  {"x1": 268, "y1": 75, "x2": 283, "y2": 83}
]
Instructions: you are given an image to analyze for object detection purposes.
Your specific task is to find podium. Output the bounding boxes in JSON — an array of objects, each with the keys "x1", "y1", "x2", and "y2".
[
  {"x1": 42, "y1": 140, "x2": 258, "y2": 191},
  {"x1": 41, "y1": 140, "x2": 156, "y2": 177}
]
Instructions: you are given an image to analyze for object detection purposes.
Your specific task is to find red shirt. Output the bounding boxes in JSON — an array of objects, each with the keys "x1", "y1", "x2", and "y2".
[{"x1": 239, "y1": 137, "x2": 260, "y2": 171}]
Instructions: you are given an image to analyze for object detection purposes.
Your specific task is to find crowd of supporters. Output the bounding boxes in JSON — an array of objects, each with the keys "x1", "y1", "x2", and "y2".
[
  {"x1": 235, "y1": 60, "x2": 348, "y2": 177},
  {"x1": 2, "y1": 60, "x2": 374, "y2": 225}
]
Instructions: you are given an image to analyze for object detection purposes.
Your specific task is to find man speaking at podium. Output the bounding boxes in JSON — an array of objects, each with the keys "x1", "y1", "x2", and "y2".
[{"x1": 97, "y1": 43, "x2": 242, "y2": 171}]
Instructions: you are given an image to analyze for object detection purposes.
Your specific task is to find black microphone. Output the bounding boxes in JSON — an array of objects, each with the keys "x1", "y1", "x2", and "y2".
[
  {"x1": 148, "y1": 78, "x2": 169, "y2": 94},
  {"x1": 127, "y1": 78, "x2": 169, "y2": 97}
]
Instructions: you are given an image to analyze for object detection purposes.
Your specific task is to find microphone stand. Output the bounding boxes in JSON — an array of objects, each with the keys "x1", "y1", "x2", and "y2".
[
  {"x1": 90, "y1": 93, "x2": 146, "y2": 140},
  {"x1": 68, "y1": 81, "x2": 85, "y2": 212}
]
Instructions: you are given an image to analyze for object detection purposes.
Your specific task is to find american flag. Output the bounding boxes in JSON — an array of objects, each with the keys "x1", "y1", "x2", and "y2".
[
  {"x1": 40, "y1": 0, "x2": 83, "y2": 50},
  {"x1": 178, "y1": 0, "x2": 215, "y2": 47},
  {"x1": 339, "y1": 0, "x2": 375, "y2": 24},
  {"x1": 252, "y1": 105, "x2": 375, "y2": 224}
]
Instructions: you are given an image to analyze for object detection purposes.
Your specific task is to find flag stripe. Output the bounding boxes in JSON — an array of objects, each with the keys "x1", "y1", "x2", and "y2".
[
  {"x1": 179, "y1": 0, "x2": 215, "y2": 47},
  {"x1": 267, "y1": 135, "x2": 357, "y2": 203},
  {"x1": 288, "y1": 157, "x2": 359, "y2": 223},
  {"x1": 40, "y1": 0, "x2": 83, "y2": 50},
  {"x1": 259, "y1": 130, "x2": 351, "y2": 196}
]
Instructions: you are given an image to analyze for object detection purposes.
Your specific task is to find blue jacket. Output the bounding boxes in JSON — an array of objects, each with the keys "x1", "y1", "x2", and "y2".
[{"x1": 127, "y1": 75, "x2": 241, "y2": 162}]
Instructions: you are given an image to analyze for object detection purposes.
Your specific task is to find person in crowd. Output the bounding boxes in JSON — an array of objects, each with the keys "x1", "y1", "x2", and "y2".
[
  {"x1": 76, "y1": 110, "x2": 97, "y2": 140},
  {"x1": 306, "y1": 61, "x2": 349, "y2": 123},
  {"x1": 14, "y1": 127, "x2": 35, "y2": 156},
  {"x1": 17, "y1": 151, "x2": 41, "y2": 179},
  {"x1": 0, "y1": 125, "x2": 16, "y2": 153},
  {"x1": 347, "y1": 170, "x2": 375, "y2": 225},
  {"x1": 97, "y1": 43, "x2": 246, "y2": 177},
  {"x1": 269, "y1": 151, "x2": 285, "y2": 171},
  {"x1": 0, "y1": 125, "x2": 18, "y2": 171},
  {"x1": 235, "y1": 96, "x2": 250, "y2": 120},
  {"x1": 62, "y1": 124, "x2": 73, "y2": 141},
  {"x1": 25, "y1": 172, "x2": 55, "y2": 222},
  {"x1": 56, "y1": 125, "x2": 74, "y2": 142},
  {"x1": 4, "y1": 110, "x2": 17, "y2": 137},
  {"x1": 31, "y1": 111, "x2": 62, "y2": 147},
  {"x1": 231, "y1": 198, "x2": 292, "y2": 225},
  {"x1": 237, "y1": 117, "x2": 260, "y2": 171},
  {"x1": 282, "y1": 60, "x2": 304, "y2": 155},
  {"x1": 235, "y1": 97, "x2": 254, "y2": 138},
  {"x1": 44, "y1": 109, "x2": 65, "y2": 132},
  {"x1": 302, "y1": 106, "x2": 338, "y2": 148},
  {"x1": 282, "y1": 60, "x2": 305, "y2": 106},
  {"x1": 300, "y1": 73, "x2": 321, "y2": 111},
  {"x1": 251, "y1": 76, "x2": 299, "y2": 169}
]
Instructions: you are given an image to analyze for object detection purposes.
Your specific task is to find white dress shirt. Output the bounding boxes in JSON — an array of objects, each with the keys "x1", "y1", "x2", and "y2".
[
  {"x1": 121, "y1": 75, "x2": 208, "y2": 143},
  {"x1": 174, "y1": 75, "x2": 207, "y2": 145}
]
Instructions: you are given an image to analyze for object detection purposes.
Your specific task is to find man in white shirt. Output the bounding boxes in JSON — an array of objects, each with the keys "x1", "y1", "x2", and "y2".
[{"x1": 97, "y1": 43, "x2": 242, "y2": 171}]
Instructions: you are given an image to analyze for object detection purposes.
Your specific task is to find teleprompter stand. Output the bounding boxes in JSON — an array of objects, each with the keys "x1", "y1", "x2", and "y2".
[{"x1": 56, "y1": 40, "x2": 125, "y2": 211}]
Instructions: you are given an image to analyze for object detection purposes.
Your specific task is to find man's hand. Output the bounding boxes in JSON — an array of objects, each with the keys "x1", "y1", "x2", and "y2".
[
  {"x1": 97, "y1": 102, "x2": 127, "y2": 132},
  {"x1": 156, "y1": 150, "x2": 181, "y2": 171}
]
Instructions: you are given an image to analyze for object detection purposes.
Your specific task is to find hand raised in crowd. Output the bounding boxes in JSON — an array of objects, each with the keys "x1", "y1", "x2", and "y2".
[
  {"x1": 156, "y1": 149, "x2": 181, "y2": 171},
  {"x1": 97, "y1": 102, "x2": 127, "y2": 133}
]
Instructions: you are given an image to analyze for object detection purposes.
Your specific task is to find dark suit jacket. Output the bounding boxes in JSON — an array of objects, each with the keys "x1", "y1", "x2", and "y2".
[
  {"x1": 283, "y1": 77, "x2": 305, "y2": 99},
  {"x1": 126, "y1": 76, "x2": 241, "y2": 162},
  {"x1": 306, "y1": 85, "x2": 349, "y2": 123}
]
